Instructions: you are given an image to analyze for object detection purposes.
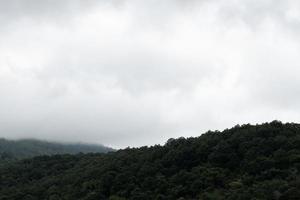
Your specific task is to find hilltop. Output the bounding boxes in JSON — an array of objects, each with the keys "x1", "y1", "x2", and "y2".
[
  {"x1": 0, "y1": 121, "x2": 299, "y2": 199},
  {"x1": 0, "y1": 138, "x2": 114, "y2": 164}
]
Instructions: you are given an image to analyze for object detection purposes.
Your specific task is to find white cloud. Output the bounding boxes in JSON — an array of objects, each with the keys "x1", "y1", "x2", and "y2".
[{"x1": 0, "y1": 0, "x2": 300, "y2": 148}]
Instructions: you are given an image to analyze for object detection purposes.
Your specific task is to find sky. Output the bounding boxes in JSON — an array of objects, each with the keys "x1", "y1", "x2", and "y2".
[{"x1": 0, "y1": 0, "x2": 300, "y2": 148}]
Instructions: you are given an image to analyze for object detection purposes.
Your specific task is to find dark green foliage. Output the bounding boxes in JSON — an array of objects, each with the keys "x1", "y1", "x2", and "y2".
[
  {"x1": 0, "y1": 121, "x2": 300, "y2": 200},
  {"x1": 0, "y1": 138, "x2": 114, "y2": 165}
]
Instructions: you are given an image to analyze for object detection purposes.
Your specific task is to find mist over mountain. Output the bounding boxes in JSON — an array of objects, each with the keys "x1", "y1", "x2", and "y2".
[
  {"x1": 0, "y1": 138, "x2": 114, "y2": 164},
  {"x1": 0, "y1": 121, "x2": 299, "y2": 199},
  {"x1": 1, "y1": 0, "x2": 300, "y2": 199}
]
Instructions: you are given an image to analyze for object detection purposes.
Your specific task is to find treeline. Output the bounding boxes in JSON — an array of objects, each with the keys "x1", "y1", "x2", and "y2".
[{"x1": 0, "y1": 121, "x2": 300, "y2": 199}]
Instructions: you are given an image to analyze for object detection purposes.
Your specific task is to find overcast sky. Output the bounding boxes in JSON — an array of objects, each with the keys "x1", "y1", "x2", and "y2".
[{"x1": 0, "y1": 0, "x2": 300, "y2": 148}]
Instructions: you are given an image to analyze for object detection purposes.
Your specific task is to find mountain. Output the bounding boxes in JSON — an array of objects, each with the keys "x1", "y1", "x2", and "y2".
[
  {"x1": 0, "y1": 121, "x2": 300, "y2": 200},
  {"x1": 0, "y1": 138, "x2": 114, "y2": 164}
]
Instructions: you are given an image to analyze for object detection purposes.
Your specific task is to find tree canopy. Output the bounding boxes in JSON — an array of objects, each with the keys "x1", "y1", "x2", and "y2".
[{"x1": 0, "y1": 121, "x2": 299, "y2": 200}]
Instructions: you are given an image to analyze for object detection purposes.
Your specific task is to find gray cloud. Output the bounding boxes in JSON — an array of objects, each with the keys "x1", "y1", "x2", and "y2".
[{"x1": 0, "y1": 0, "x2": 300, "y2": 148}]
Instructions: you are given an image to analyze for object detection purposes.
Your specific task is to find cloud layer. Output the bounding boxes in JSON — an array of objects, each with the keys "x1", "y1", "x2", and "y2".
[{"x1": 1, "y1": 0, "x2": 300, "y2": 148}]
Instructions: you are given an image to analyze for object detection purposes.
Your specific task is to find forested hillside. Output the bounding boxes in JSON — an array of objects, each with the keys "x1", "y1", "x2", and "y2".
[
  {"x1": 0, "y1": 121, "x2": 300, "y2": 200},
  {"x1": 0, "y1": 139, "x2": 114, "y2": 164}
]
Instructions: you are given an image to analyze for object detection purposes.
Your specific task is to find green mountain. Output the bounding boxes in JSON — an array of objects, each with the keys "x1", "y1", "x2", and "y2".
[
  {"x1": 0, "y1": 138, "x2": 114, "y2": 164},
  {"x1": 0, "y1": 121, "x2": 300, "y2": 200}
]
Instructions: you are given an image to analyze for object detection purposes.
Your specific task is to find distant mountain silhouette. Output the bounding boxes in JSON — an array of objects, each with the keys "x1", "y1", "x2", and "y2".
[
  {"x1": 0, "y1": 138, "x2": 114, "y2": 164},
  {"x1": 0, "y1": 121, "x2": 299, "y2": 199}
]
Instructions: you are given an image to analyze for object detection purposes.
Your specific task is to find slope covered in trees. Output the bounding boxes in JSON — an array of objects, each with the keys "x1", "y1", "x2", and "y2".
[
  {"x1": 0, "y1": 121, "x2": 300, "y2": 200},
  {"x1": 0, "y1": 138, "x2": 114, "y2": 164}
]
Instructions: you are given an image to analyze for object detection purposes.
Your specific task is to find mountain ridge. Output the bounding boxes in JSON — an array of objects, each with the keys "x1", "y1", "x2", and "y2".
[
  {"x1": 0, "y1": 121, "x2": 299, "y2": 199},
  {"x1": 0, "y1": 138, "x2": 114, "y2": 164}
]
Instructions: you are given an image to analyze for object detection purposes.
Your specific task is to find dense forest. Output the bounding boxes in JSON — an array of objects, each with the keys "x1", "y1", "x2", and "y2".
[
  {"x1": 0, "y1": 139, "x2": 113, "y2": 165},
  {"x1": 0, "y1": 121, "x2": 300, "y2": 200}
]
